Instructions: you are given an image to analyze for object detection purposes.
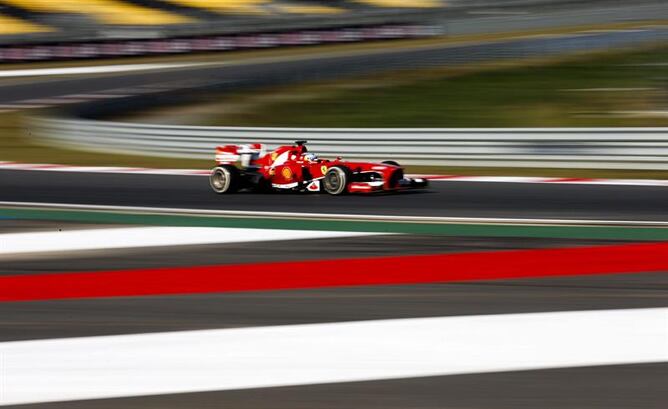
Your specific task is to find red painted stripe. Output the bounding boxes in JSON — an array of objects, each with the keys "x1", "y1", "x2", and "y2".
[
  {"x1": 1, "y1": 242, "x2": 667, "y2": 302},
  {"x1": 28, "y1": 164, "x2": 69, "y2": 169},
  {"x1": 112, "y1": 167, "x2": 149, "y2": 172},
  {"x1": 546, "y1": 178, "x2": 597, "y2": 183}
]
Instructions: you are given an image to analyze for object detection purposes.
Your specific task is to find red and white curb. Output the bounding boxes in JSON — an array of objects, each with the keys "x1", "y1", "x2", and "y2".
[{"x1": 2, "y1": 161, "x2": 668, "y2": 186}]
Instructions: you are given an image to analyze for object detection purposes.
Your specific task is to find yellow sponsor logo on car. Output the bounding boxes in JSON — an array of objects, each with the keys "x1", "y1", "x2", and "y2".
[
  {"x1": 321, "y1": 165, "x2": 328, "y2": 175},
  {"x1": 281, "y1": 167, "x2": 293, "y2": 180}
]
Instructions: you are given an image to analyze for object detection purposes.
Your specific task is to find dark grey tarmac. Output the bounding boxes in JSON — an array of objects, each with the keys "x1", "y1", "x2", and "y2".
[
  {"x1": 9, "y1": 363, "x2": 666, "y2": 409},
  {"x1": 1, "y1": 272, "x2": 666, "y2": 342},
  {"x1": 2, "y1": 170, "x2": 668, "y2": 221}
]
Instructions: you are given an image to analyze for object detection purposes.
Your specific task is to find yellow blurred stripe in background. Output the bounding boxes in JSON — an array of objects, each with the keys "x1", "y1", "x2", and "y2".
[
  {"x1": 274, "y1": 3, "x2": 344, "y2": 14},
  {"x1": 2, "y1": 0, "x2": 193, "y2": 25},
  {"x1": 353, "y1": 0, "x2": 442, "y2": 7},
  {"x1": 164, "y1": 0, "x2": 269, "y2": 15},
  {"x1": 0, "y1": 14, "x2": 52, "y2": 34}
]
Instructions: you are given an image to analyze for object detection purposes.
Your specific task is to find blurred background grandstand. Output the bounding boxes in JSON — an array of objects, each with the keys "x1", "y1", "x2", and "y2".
[
  {"x1": 0, "y1": 0, "x2": 445, "y2": 45},
  {"x1": 0, "y1": 1, "x2": 665, "y2": 52}
]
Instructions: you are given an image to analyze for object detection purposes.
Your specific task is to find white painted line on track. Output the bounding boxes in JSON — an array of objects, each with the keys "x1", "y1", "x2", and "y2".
[
  {"x1": 562, "y1": 87, "x2": 655, "y2": 92},
  {"x1": 61, "y1": 93, "x2": 130, "y2": 99},
  {"x1": 0, "y1": 226, "x2": 380, "y2": 255},
  {"x1": 2, "y1": 201, "x2": 668, "y2": 227},
  {"x1": 467, "y1": 10, "x2": 531, "y2": 15},
  {"x1": 0, "y1": 62, "x2": 214, "y2": 78},
  {"x1": 0, "y1": 162, "x2": 208, "y2": 175},
  {"x1": 2, "y1": 308, "x2": 666, "y2": 406},
  {"x1": 19, "y1": 98, "x2": 88, "y2": 105},
  {"x1": 0, "y1": 104, "x2": 47, "y2": 109},
  {"x1": 422, "y1": 175, "x2": 548, "y2": 183}
]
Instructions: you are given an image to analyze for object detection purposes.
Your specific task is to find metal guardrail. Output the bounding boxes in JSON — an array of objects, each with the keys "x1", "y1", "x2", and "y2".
[{"x1": 28, "y1": 117, "x2": 668, "y2": 170}]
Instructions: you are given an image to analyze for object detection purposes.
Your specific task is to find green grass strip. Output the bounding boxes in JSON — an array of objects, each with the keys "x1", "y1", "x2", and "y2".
[{"x1": 2, "y1": 208, "x2": 668, "y2": 241}]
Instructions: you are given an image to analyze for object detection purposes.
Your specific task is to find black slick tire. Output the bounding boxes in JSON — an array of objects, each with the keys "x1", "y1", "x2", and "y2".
[
  {"x1": 323, "y1": 165, "x2": 350, "y2": 195},
  {"x1": 210, "y1": 166, "x2": 240, "y2": 194}
]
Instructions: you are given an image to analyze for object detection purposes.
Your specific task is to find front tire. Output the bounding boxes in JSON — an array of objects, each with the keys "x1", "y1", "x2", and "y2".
[
  {"x1": 210, "y1": 166, "x2": 239, "y2": 194},
  {"x1": 323, "y1": 166, "x2": 350, "y2": 195},
  {"x1": 382, "y1": 160, "x2": 400, "y2": 167}
]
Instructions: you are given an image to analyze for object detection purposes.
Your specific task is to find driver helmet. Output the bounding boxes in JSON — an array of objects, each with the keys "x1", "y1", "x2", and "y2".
[{"x1": 303, "y1": 153, "x2": 318, "y2": 162}]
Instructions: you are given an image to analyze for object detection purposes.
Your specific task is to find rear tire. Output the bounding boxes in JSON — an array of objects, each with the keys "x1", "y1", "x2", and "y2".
[
  {"x1": 323, "y1": 166, "x2": 350, "y2": 195},
  {"x1": 382, "y1": 160, "x2": 400, "y2": 167},
  {"x1": 210, "y1": 166, "x2": 239, "y2": 194}
]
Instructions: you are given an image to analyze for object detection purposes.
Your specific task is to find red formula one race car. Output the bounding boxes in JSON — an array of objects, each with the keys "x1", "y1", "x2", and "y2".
[{"x1": 209, "y1": 140, "x2": 428, "y2": 195}]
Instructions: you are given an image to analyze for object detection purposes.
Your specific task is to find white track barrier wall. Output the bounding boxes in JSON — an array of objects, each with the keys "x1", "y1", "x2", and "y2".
[{"x1": 29, "y1": 116, "x2": 668, "y2": 170}]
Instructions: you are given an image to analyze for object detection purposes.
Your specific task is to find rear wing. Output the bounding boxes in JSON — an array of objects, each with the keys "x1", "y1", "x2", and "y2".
[{"x1": 215, "y1": 143, "x2": 265, "y2": 166}]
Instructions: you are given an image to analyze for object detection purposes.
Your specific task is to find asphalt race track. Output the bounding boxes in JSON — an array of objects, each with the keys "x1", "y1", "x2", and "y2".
[
  {"x1": 1, "y1": 214, "x2": 668, "y2": 408},
  {"x1": 2, "y1": 170, "x2": 667, "y2": 408},
  {"x1": 2, "y1": 170, "x2": 668, "y2": 221},
  {"x1": 2, "y1": 11, "x2": 668, "y2": 407},
  {"x1": 16, "y1": 363, "x2": 662, "y2": 409},
  {"x1": 1, "y1": 229, "x2": 667, "y2": 408}
]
